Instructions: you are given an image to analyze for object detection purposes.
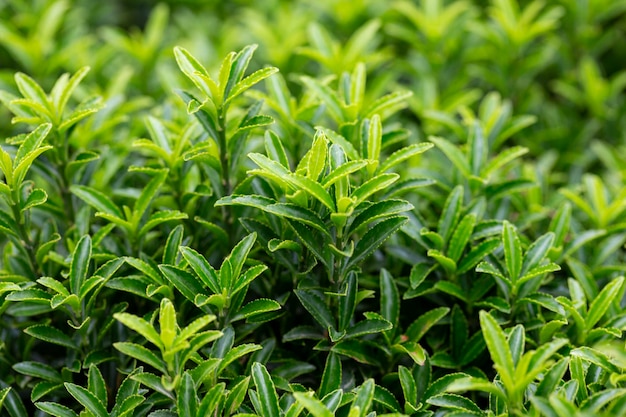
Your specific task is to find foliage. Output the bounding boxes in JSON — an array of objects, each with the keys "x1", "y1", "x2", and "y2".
[{"x1": 0, "y1": 0, "x2": 625, "y2": 416}]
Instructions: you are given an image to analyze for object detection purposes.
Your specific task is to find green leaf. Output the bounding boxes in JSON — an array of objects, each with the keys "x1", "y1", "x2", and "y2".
[
  {"x1": 365, "y1": 90, "x2": 412, "y2": 119},
  {"x1": 225, "y1": 44, "x2": 257, "y2": 98},
  {"x1": 227, "y1": 67, "x2": 279, "y2": 103},
  {"x1": 521, "y1": 232, "x2": 555, "y2": 276},
  {"x1": 479, "y1": 311, "x2": 514, "y2": 390},
  {"x1": 251, "y1": 362, "x2": 280, "y2": 417},
  {"x1": 446, "y1": 376, "x2": 507, "y2": 401},
  {"x1": 295, "y1": 289, "x2": 334, "y2": 330},
  {"x1": 585, "y1": 276, "x2": 624, "y2": 331},
  {"x1": 177, "y1": 373, "x2": 198, "y2": 417},
  {"x1": 264, "y1": 203, "x2": 330, "y2": 236},
  {"x1": 373, "y1": 385, "x2": 401, "y2": 413},
  {"x1": 406, "y1": 307, "x2": 449, "y2": 342},
  {"x1": 378, "y1": 143, "x2": 433, "y2": 173},
  {"x1": 69, "y1": 235, "x2": 91, "y2": 296},
  {"x1": 352, "y1": 379, "x2": 375, "y2": 417},
  {"x1": 232, "y1": 264, "x2": 268, "y2": 295},
  {"x1": 366, "y1": 114, "x2": 382, "y2": 164},
  {"x1": 319, "y1": 353, "x2": 341, "y2": 397},
  {"x1": 535, "y1": 357, "x2": 569, "y2": 398},
  {"x1": 347, "y1": 199, "x2": 414, "y2": 236},
  {"x1": 35, "y1": 402, "x2": 78, "y2": 417},
  {"x1": 307, "y1": 131, "x2": 328, "y2": 181},
  {"x1": 447, "y1": 214, "x2": 476, "y2": 263},
  {"x1": 502, "y1": 221, "x2": 522, "y2": 282},
  {"x1": 457, "y1": 238, "x2": 500, "y2": 274},
  {"x1": 300, "y1": 76, "x2": 343, "y2": 122},
  {"x1": 132, "y1": 169, "x2": 168, "y2": 227},
  {"x1": 347, "y1": 216, "x2": 408, "y2": 269},
  {"x1": 287, "y1": 173, "x2": 336, "y2": 211},
  {"x1": 70, "y1": 185, "x2": 123, "y2": 219},
  {"x1": 293, "y1": 392, "x2": 333, "y2": 417},
  {"x1": 427, "y1": 249, "x2": 456, "y2": 275},
  {"x1": 344, "y1": 318, "x2": 392, "y2": 339},
  {"x1": 180, "y1": 247, "x2": 220, "y2": 294},
  {"x1": 429, "y1": 136, "x2": 470, "y2": 177},
  {"x1": 223, "y1": 377, "x2": 250, "y2": 416},
  {"x1": 64, "y1": 383, "x2": 108, "y2": 417},
  {"x1": 338, "y1": 272, "x2": 357, "y2": 332},
  {"x1": 159, "y1": 265, "x2": 206, "y2": 305},
  {"x1": 113, "y1": 313, "x2": 162, "y2": 350},
  {"x1": 351, "y1": 173, "x2": 400, "y2": 206},
  {"x1": 87, "y1": 365, "x2": 107, "y2": 408},
  {"x1": 14, "y1": 73, "x2": 49, "y2": 110},
  {"x1": 138, "y1": 210, "x2": 188, "y2": 237},
  {"x1": 53, "y1": 67, "x2": 91, "y2": 114},
  {"x1": 24, "y1": 325, "x2": 77, "y2": 349},
  {"x1": 550, "y1": 202, "x2": 571, "y2": 249},
  {"x1": 438, "y1": 186, "x2": 463, "y2": 244},
  {"x1": 21, "y1": 188, "x2": 47, "y2": 212},
  {"x1": 426, "y1": 393, "x2": 482, "y2": 414},
  {"x1": 288, "y1": 220, "x2": 331, "y2": 268},
  {"x1": 113, "y1": 342, "x2": 166, "y2": 374},
  {"x1": 14, "y1": 123, "x2": 52, "y2": 167},
  {"x1": 231, "y1": 299, "x2": 281, "y2": 321},
  {"x1": 12, "y1": 361, "x2": 62, "y2": 383},
  {"x1": 398, "y1": 366, "x2": 417, "y2": 407},
  {"x1": 481, "y1": 146, "x2": 528, "y2": 179},
  {"x1": 218, "y1": 344, "x2": 261, "y2": 374},
  {"x1": 264, "y1": 130, "x2": 289, "y2": 168},
  {"x1": 380, "y1": 269, "x2": 399, "y2": 334}
]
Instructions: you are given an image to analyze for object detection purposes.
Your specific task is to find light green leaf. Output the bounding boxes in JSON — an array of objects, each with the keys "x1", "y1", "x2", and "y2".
[
  {"x1": 429, "y1": 136, "x2": 470, "y2": 177},
  {"x1": 227, "y1": 67, "x2": 279, "y2": 103},
  {"x1": 113, "y1": 313, "x2": 163, "y2": 350},
  {"x1": 378, "y1": 143, "x2": 433, "y2": 173},
  {"x1": 70, "y1": 185, "x2": 123, "y2": 219},
  {"x1": 585, "y1": 276, "x2": 624, "y2": 331},
  {"x1": 502, "y1": 221, "x2": 522, "y2": 282},
  {"x1": 479, "y1": 311, "x2": 515, "y2": 391},
  {"x1": 447, "y1": 214, "x2": 476, "y2": 263},
  {"x1": 293, "y1": 392, "x2": 333, "y2": 417},
  {"x1": 113, "y1": 342, "x2": 166, "y2": 374}
]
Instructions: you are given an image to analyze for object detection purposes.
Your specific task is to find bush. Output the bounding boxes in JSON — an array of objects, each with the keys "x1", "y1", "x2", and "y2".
[{"x1": 1, "y1": 0, "x2": 625, "y2": 416}]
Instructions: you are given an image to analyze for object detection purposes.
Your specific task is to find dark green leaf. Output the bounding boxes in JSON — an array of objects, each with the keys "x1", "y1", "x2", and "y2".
[
  {"x1": 251, "y1": 362, "x2": 280, "y2": 417},
  {"x1": 347, "y1": 216, "x2": 408, "y2": 269},
  {"x1": 64, "y1": 383, "x2": 108, "y2": 417},
  {"x1": 24, "y1": 325, "x2": 77, "y2": 349}
]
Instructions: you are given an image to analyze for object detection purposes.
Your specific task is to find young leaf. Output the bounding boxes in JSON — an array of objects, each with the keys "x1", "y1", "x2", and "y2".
[{"x1": 293, "y1": 392, "x2": 333, "y2": 417}]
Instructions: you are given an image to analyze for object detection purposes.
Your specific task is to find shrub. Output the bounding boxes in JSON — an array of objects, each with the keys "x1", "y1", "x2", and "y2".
[{"x1": 0, "y1": 0, "x2": 625, "y2": 416}]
